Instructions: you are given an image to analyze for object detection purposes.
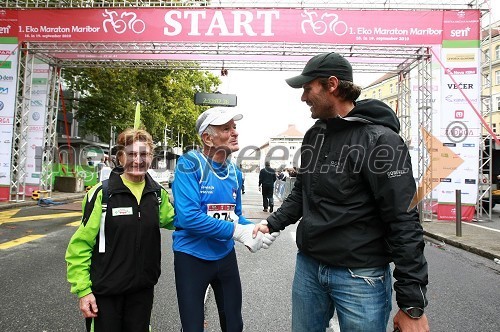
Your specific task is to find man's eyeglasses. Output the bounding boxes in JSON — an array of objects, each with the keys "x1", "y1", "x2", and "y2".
[{"x1": 126, "y1": 152, "x2": 153, "y2": 160}]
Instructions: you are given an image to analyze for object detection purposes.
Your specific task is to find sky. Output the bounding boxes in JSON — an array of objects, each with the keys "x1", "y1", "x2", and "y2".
[
  {"x1": 216, "y1": 70, "x2": 379, "y2": 151},
  {"x1": 215, "y1": 1, "x2": 499, "y2": 153}
]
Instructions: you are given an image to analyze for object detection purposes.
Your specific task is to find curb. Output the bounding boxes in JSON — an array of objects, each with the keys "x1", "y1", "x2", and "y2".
[
  {"x1": 0, "y1": 194, "x2": 86, "y2": 212},
  {"x1": 424, "y1": 230, "x2": 497, "y2": 261}
]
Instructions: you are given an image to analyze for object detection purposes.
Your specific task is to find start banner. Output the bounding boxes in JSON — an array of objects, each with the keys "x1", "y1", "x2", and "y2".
[{"x1": 0, "y1": 8, "x2": 480, "y2": 46}]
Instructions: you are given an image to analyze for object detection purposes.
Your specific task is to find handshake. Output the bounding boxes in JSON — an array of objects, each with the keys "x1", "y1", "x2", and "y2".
[{"x1": 233, "y1": 220, "x2": 280, "y2": 253}]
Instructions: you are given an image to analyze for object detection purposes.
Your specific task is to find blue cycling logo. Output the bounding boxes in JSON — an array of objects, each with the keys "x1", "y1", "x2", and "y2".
[
  {"x1": 32, "y1": 111, "x2": 41, "y2": 121},
  {"x1": 0, "y1": 100, "x2": 4, "y2": 111}
]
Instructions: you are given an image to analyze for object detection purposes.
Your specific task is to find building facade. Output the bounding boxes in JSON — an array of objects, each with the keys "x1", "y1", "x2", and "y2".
[{"x1": 243, "y1": 124, "x2": 304, "y2": 172}]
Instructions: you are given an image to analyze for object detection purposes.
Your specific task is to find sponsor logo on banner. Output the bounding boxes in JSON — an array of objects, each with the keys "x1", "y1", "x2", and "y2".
[
  {"x1": 102, "y1": 9, "x2": 145, "y2": 34},
  {"x1": 33, "y1": 68, "x2": 49, "y2": 74},
  {"x1": 440, "y1": 178, "x2": 452, "y2": 182},
  {"x1": 0, "y1": 61, "x2": 12, "y2": 69},
  {"x1": 441, "y1": 190, "x2": 454, "y2": 194},
  {"x1": 464, "y1": 179, "x2": 476, "y2": 184},
  {"x1": 0, "y1": 25, "x2": 12, "y2": 35},
  {"x1": 446, "y1": 53, "x2": 475, "y2": 62},
  {"x1": 0, "y1": 100, "x2": 4, "y2": 110},
  {"x1": 444, "y1": 94, "x2": 478, "y2": 104},
  {"x1": 443, "y1": 143, "x2": 456, "y2": 147},
  {"x1": 0, "y1": 87, "x2": 7, "y2": 94},
  {"x1": 462, "y1": 143, "x2": 475, "y2": 147},
  {"x1": 32, "y1": 89, "x2": 47, "y2": 95},
  {"x1": 0, "y1": 74, "x2": 14, "y2": 81},
  {"x1": 445, "y1": 121, "x2": 476, "y2": 143},
  {"x1": 32, "y1": 112, "x2": 40, "y2": 121},
  {"x1": 414, "y1": 98, "x2": 436, "y2": 103},
  {"x1": 31, "y1": 100, "x2": 43, "y2": 107},
  {"x1": 29, "y1": 125, "x2": 44, "y2": 131},
  {"x1": 0, "y1": 50, "x2": 13, "y2": 55},
  {"x1": 446, "y1": 83, "x2": 474, "y2": 90},
  {"x1": 454, "y1": 110, "x2": 464, "y2": 119},
  {"x1": 449, "y1": 26, "x2": 471, "y2": 38},
  {"x1": 447, "y1": 67, "x2": 477, "y2": 75},
  {"x1": 0, "y1": 116, "x2": 11, "y2": 124},
  {"x1": 32, "y1": 78, "x2": 47, "y2": 85}
]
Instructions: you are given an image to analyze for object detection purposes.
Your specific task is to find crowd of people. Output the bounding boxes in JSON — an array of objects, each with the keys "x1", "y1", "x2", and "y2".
[{"x1": 65, "y1": 52, "x2": 429, "y2": 332}]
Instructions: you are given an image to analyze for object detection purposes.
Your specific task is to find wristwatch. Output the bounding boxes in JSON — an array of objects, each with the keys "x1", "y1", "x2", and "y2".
[{"x1": 401, "y1": 307, "x2": 424, "y2": 319}]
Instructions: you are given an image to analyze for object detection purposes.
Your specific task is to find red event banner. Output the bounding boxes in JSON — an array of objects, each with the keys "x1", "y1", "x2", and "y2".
[{"x1": 0, "y1": 8, "x2": 479, "y2": 45}]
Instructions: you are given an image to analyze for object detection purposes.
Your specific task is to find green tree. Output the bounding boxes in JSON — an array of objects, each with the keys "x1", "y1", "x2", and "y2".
[{"x1": 62, "y1": 66, "x2": 221, "y2": 147}]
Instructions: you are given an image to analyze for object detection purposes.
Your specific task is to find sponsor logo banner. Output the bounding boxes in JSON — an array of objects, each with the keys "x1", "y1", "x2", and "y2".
[{"x1": 0, "y1": 41, "x2": 16, "y2": 193}]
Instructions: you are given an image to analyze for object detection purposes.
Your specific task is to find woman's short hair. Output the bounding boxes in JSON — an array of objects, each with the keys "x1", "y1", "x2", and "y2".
[{"x1": 115, "y1": 128, "x2": 155, "y2": 155}]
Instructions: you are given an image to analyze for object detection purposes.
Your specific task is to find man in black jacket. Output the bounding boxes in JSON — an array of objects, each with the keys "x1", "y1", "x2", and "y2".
[
  {"x1": 259, "y1": 161, "x2": 277, "y2": 212},
  {"x1": 254, "y1": 53, "x2": 429, "y2": 332}
]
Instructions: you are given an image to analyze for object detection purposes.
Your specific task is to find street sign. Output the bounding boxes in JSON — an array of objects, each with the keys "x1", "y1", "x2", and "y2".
[{"x1": 194, "y1": 92, "x2": 237, "y2": 107}]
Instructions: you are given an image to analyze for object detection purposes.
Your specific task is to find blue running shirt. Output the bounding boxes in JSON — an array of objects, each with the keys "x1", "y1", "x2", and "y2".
[{"x1": 172, "y1": 150, "x2": 251, "y2": 260}]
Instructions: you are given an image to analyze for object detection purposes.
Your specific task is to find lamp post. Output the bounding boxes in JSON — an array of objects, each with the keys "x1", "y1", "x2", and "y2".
[
  {"x1": 109, "y1": 125, "x2": 115, "y2": 156},
  {"x1": 163, "y1": 124, "x2": 170, "y2": 169}
]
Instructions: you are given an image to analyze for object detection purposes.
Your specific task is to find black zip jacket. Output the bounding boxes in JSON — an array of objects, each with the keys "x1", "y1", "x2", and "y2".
[
  {"x1": 89, "y1": 169, "x2": 166, "y2": 295},
  {"x1": 267, "y1": 99, "x2": 428, "y2": 309},
  {"x1": 259, "y1": 166, "x2": 277, "y2": 188}
]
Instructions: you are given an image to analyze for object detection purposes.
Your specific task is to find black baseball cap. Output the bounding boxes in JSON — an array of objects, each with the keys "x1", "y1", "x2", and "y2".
[{"x1": 286, "y1": 52, "x2": 353, "y2": 88}]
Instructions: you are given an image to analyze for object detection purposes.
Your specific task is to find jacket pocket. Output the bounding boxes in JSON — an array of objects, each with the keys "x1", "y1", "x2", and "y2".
[{"x1": 315, "y1": 151, "x2": 357, "y2": 200}]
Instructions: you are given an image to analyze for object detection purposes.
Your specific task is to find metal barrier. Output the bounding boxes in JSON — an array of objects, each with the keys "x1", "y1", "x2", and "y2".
[{"x1": 274, "y1": 178, "x2": 296, "y2": 201}]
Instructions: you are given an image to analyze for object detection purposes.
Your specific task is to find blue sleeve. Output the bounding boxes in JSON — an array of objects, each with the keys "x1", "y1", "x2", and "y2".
[
  {"x1": 235, "y1": 168, "x2": 252, "y2": 225},
  {"x1": 173, "y1": 155, "x2": 236, "y2": 239}
]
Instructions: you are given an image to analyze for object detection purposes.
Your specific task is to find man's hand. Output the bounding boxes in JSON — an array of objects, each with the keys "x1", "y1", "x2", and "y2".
[
  {"x1": 393, "y1": 310, "x2": 429, "y2": 332},
  {"x1": 79, "y1": 293, "x2": 98, "y2": 318},
  {"x1": 253, "y1": 220, "x2": 280, "y2": 237},
  {"x1": 233, "y1": 223, "x2": 264, "y2": 253}
]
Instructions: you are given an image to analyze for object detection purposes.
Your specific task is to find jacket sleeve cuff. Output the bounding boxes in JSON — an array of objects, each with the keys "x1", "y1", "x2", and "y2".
[{"x1": 77, "y1": 288, "x2": 93, "y2": 298}]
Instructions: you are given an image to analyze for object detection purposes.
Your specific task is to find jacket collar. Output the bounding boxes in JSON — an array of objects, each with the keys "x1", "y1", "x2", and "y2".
[{"x1": 108, "y1": 167, "x2": 160, "y2": 195}]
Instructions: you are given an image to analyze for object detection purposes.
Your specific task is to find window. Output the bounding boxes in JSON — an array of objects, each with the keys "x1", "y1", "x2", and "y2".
[
  {"x1": 378, "y1": 89, "x2": 381, "y2": 98},
  {"x1": 497, "y1": 96, "x2": 500, "y2": 111},
  {"x1": 496, "y1": 45, "x2": 500, "y2": 60},
  {"x1": 496, "y1": 70, "x2": 500, "y2": 85},
  {"x1": 390, "y1": 84, "x2": 394, "y2": 94},
  {"x1": 493, "y1": 123, "x2": 497, "y2": 133}
]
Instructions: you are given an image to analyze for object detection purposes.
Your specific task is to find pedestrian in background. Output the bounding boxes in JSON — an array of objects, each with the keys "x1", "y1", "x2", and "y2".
[
  {"x1": 259, "y1": 160, "x2": 277, "y2": 212},
  {"x1": 65, "y1": 128, "x2": 175, "y2": 332},
  {"x1": 255, "y1": 52, "x2": 429, "y2": 332},
  {"x1": 240, "y1": 163, "x2": 246, "y2": 194},
  {"x1": 172, "y1": 107, "x2": 278, "y2": 332}
]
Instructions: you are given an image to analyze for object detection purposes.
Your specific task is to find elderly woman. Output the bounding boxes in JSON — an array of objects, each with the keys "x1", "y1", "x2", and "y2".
[{"x1": 65, "y1": 128, "x2": 175, "y2": 332}]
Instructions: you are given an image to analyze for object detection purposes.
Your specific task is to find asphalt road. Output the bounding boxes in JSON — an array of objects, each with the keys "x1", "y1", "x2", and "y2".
[{"x1": 1, "y1": 173, "x2": 499, "y2": 331}]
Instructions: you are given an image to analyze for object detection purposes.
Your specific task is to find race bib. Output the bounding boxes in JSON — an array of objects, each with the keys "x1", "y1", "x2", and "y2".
[{"x1": 206, "y1": 203, "x2": 238, "y2": 223}]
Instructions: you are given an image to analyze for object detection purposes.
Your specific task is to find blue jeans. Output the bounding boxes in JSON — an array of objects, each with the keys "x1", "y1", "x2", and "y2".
[{"x1": 292, "y1": 251, "x2": 392, "y2": 332}]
